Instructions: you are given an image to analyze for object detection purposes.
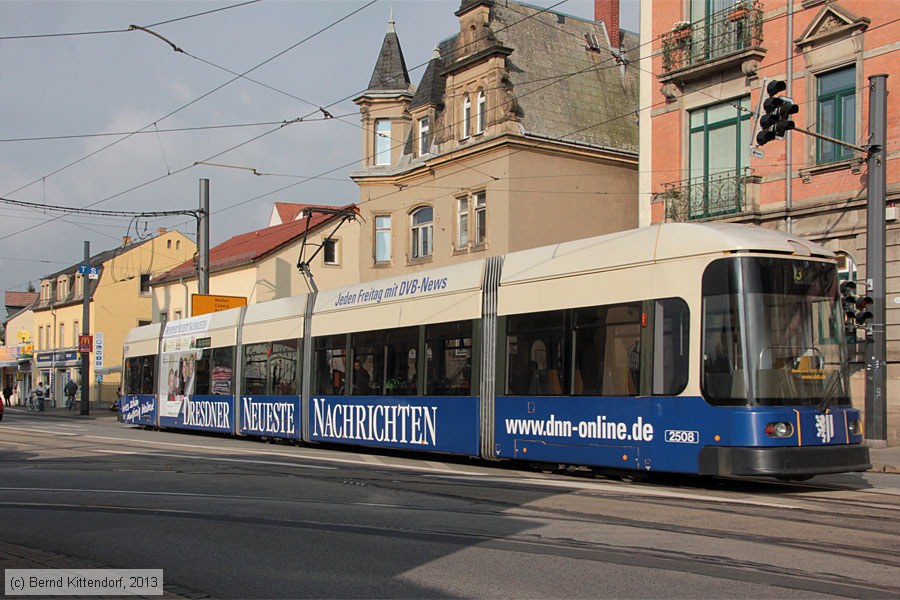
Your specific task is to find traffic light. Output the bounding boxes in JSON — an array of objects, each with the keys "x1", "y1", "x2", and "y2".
[
  {"x1": 839, "y1": 281, "x2": 873, "y2": 341},
  {"x1": 756, "y1": 80, "x2": 799, "y2": 146}
]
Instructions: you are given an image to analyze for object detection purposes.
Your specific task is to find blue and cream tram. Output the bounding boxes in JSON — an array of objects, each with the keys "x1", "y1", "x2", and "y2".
[{"x1": 121, "y1": 223, "x2": 870, "y2": 479}]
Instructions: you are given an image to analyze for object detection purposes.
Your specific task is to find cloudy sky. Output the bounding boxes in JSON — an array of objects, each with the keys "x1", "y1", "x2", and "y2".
[{"x1": 0, "y1": 0, "x2": 639, "y2": 301}]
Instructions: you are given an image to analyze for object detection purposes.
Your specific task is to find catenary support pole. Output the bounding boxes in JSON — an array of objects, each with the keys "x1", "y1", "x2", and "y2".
[
  {"x1": 80, "y1": 241, "x2": 90, "y2": 415},
  {"x1": 865, "y1": 74, "x2": 888, "y2": 445},
  {"x1": 198, "y1": 179, "x2": 210, "y2": 297}
]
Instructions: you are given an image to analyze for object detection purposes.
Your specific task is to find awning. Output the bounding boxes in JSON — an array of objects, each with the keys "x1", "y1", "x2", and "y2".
[
  {"x1": 0, "y1": 360, "x2": 18, "y2": 368},
  {"x1": 94, "y1": 365, "x2": 121, "y2": 375}
]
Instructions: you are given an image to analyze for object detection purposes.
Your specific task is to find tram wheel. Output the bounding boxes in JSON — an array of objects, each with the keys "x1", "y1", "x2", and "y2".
[{"x1": 616, "y1": 471, "x2": 648, "y2": 483}]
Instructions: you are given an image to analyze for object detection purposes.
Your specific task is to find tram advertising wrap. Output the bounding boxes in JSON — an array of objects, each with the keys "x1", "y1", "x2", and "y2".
[
  {"x1": 309, "y1": 396, "x2": 479, "y2": 454},
  {"x1": 240, "y1": 396, "x2": 299, "y2": 438},
  {"x1": 120, "y1": 394, "x2": 156, "y2": 427},
  {"x1": 120, "y1": 224, "x2": 871, "y2": 480}
]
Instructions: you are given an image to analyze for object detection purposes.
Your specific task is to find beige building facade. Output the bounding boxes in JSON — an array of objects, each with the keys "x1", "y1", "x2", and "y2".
[
  {"x1": 30, "y1": 230, "x2": 195, "y2": 405},
  {"x1": 352, "y1": 1, "x2": 640, "y2": 280}
]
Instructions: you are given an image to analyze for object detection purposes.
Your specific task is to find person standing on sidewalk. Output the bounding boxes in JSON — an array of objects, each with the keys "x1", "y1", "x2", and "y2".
[{"x1": 2, "y1": 384, "x2": 11, "y2": 407}]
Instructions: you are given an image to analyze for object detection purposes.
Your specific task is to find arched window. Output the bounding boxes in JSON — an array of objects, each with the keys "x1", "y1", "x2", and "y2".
[
  {"x1": 462, "y1": 95, "x2": 471, "y2": 139},
  {"x1": 476, "y1": 90, "x2": 486, "y2": 134},
  {"x1": 411, "y1": 207, "x2": 433, "y2": 259}
]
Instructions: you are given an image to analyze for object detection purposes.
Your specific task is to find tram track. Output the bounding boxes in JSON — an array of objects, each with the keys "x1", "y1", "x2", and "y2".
[
  {"x1": 4, "y1": 424, "x2": 898, "y2": 574},
  {"x1": 4, "y1": 464, "x2": 899, "y2": 577},
  {"x1": 0, "y1": 497, "x2": 897, "y2": 599}
]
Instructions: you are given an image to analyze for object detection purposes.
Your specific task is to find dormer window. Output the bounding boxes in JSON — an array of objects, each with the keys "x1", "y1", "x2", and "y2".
[
  {"x1": 476, "y1": 90, "x2": 486, "y2": 134},
  {"x1": 462, "y1": 95, "x2": 471, "y2": 139}
]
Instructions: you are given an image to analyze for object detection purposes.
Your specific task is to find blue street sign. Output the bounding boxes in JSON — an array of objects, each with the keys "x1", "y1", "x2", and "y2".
[{"x1": 78, "y1": 265, "x2": 100, "y2": 279}]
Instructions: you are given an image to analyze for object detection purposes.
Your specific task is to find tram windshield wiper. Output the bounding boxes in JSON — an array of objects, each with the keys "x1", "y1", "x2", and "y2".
[{"x1": 817, "y1": 355, "x2": 848, "y2": 414}]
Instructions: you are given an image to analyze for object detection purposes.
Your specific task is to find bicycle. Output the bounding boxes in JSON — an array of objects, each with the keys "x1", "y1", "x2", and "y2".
[
  {"x1": 27, "y1": 393, "x2": 45, "y2": 412},
  {"x1": 65, "y1": 395, "x2": 77, "y2": 411}
]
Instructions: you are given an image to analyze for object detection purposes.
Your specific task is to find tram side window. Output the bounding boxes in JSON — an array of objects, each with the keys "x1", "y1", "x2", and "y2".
[
  {"x1": 271, "y1": 340, "x2": 300, "y2": 395},
  {"x1": 242, "y1": 340, "x2": 300, "y2": 396},
  {"x1": 242, "y1": 343, "x2": 268, "y2": 395},
  {"x1": 351, "y1": 331, "x2": 382, "y2": 395},
  {"x1": 124, "y1": 355, "x2": 156, "y2": 394},
  {"x1": 384, "y1": 326, "x2": 418, "y2": 396},
  {"x1": 194, "y1": 347, "x2": 234, "y2": 395},
  {"x1": 506, "y1": 310, "x2": 566, "y2": 396},
  {"x1": 425, "y1": 321, "x2": 473, "y2": 395},
  {"x1": 653, "y1": 298, "x2": 689, "y2": 395},
  {"x1": 315, "y1": 335, "x2": 346, "y2": 395},
  {"x1": 572, "y1": 303, "x2": 642, "y2": 396}
]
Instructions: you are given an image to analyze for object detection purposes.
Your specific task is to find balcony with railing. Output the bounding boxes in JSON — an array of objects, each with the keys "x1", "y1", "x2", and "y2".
[
  {"x1": 659, "y1": 169, "x2": 755, "y2": 223},
  {"x1": 659, "y1": 2, "x2": 765, "y2": 84}
]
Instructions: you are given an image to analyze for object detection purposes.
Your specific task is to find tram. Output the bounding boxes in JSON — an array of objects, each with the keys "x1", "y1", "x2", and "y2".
[{"x1": 121, "y1": 223, "x2": 871, "y2": 480}]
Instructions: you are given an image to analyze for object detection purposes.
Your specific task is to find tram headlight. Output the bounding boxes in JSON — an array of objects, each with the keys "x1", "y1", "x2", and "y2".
[
  {"x1": 848, "y1": 420, "x2": 862, "y2": 436},
  {"x1": 765, "y1": 422, "x2": 794, "y2": 438}
]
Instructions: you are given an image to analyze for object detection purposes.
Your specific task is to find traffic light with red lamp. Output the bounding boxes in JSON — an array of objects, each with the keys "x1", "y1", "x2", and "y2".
[
  {"x1": 756, "y1": 80, "x2": 799, "y2": 146},
  {"x1": 839, "y1": 280, "x2": 873, "y2": 342}
]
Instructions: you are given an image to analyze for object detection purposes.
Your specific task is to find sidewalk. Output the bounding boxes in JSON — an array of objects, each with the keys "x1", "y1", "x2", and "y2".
[
  {"x1": 6, "y1": 404, "x2": 898, "y2": 473},
  {"x1": 867, "y1": 443, "x2": 900, "y2": 474},
  {"x1": 4, "y1": 402, "x2": 119, "y2": 420}
]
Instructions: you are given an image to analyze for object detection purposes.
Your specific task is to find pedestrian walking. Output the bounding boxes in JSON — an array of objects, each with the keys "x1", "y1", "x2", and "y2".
[{"x1": 2, "y1": 384, "x2": 11, "y2": 407}]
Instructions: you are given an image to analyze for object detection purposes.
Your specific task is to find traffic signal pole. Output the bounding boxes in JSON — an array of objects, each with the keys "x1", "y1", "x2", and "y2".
[
  {"x1": 751, "y1": 76, "x2": 889, "y2": 442},
  {"x1": 865, "y1": 74, "x2": 888, "y2": 445}
]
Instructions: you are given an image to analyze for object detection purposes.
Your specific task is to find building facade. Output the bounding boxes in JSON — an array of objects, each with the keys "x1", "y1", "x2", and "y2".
[
  {"x1": 29, "y1": 230, "x2": 195, "y2": 406},
  {"x1": 1, "y1": 291, "x2": 38, "y2": 405},
  {"x1": 640, "y1": 0, "x2": 899, "y2": 441},
  {"x1": 352, "y1": 0, "x2": 641, "y2": 281}
]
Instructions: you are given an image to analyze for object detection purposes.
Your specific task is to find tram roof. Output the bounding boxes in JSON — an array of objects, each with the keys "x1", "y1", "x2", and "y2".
[{"x1": 500, "y1": 223, "x2": 834, "y2": 284}]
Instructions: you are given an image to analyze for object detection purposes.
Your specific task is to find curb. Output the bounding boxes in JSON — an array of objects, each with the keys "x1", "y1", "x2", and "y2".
[{"x1": 868, "y1": 463, "x2": 900, "y2": 474}]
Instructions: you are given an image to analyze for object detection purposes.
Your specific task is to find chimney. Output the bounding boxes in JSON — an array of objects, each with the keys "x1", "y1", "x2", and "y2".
[
  {"x1": 157, "y1": 227, "x2": 167, "y2": 236},
  {"x1": 595, "y1": 0, "x2": 620, "y2": 49},
  {"x1": 122, "y1": 235, "x2": 132, "y2": 246}
]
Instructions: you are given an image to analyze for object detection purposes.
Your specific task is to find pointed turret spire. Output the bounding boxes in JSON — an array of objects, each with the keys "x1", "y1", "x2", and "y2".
[
  {"x1": 366, "y1": 14, "x2": 411, "y2": 91},
  {"x1": 410, "y1": 45, "x2": 446, "y2": 111}
]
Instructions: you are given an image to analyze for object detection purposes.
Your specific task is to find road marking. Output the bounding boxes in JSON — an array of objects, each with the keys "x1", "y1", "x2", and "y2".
[
  {"x1": 14, "y1": 428, "x2": 78, "y2": 436},
  {"x1": 426, "y1": 474, "x2": 806, "y2": 509},
  {"x1": 93, "y1": 449, "x2": 335, "y2": 470}
]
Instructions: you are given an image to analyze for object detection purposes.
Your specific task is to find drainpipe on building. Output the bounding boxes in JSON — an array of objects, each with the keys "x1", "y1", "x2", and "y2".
[
  {"x1": 785, "y1": 0, "x2": 794, "y2": 233},
  {"x1": 180, "y1": 277, "x2": 189, "y2": 318}
]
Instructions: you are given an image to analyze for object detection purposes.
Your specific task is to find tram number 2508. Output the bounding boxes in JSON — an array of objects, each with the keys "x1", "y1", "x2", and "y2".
[{"x1": 665, "y1": 430, "x2": 699, "y2": 444}]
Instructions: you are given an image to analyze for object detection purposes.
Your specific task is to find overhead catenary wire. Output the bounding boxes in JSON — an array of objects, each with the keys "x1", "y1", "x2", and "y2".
[
  {"x1": 0, "y1": 0, "x2": 261, "y2": 40},
  {"x1": 1, "y1": 0, "x2": 381, "y2": 203},
  {"x1": 5, "y1": 3, "x2": 896, "y2": 289}
]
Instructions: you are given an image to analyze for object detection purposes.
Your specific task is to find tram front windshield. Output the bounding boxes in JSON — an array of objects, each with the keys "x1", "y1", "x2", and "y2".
[{"x1": 702, "y1": 257, "x2": 849, "y2": 406}]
